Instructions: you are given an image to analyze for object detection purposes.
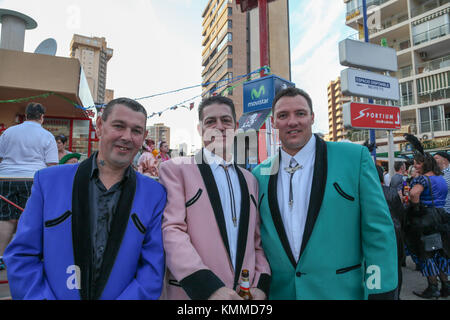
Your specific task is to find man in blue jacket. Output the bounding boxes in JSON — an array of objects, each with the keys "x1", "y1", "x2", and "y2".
[{"x1": 4, "y1": 98, "x2": 167, "y2": 300}]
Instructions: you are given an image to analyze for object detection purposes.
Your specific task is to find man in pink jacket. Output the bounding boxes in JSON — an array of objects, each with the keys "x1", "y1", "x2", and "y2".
[{"x1": 159, "y1": 96, "x2": 271, "y2": 300}]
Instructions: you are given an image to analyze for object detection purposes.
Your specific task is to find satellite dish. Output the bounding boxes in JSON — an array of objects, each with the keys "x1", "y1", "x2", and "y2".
[{"x1": 34, "y1": 38, "x2": 57, "y2": 56}]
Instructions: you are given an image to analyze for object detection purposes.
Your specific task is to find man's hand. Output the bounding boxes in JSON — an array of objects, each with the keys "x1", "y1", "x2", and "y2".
[
  {"x1": 208, "y1": 287, "x2": 243, "y2": 300},
  {"x1": 249, "y1": 288, "x2": 266, "y2": 300}
]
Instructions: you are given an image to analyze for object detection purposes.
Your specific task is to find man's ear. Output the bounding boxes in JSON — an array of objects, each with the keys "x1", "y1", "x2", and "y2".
[{"x1": 96, "y1": 116, "x2": 103, "y2": 138}]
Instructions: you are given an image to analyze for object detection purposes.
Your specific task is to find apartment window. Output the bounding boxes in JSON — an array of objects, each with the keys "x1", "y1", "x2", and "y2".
[
  {"x1": 228, "y1": 7, "x2": 232, "y2": 16},
  {"x1": 228, "y1": 46, "x2": 233, "y2": 54},
  {"x1": 227, "y1": 59, "x2": 233, "y2": 68},
  {"x1": 227, "y1": 32, "x2": 233, "y2": 42},
  {"x1": 400, "y1": 81, "x2": 414, "y2": 107},
  {"x1": 419, "y1": 105, "x2": 444, "y2": 133},
  {"x1": 228, "y1": 20, "x2": 232, "y2": 29}
]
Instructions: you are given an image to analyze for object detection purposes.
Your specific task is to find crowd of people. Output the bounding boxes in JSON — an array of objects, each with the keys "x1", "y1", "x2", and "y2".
[
  {"x1": 377, "y1": 148, "x2": 450, "y2": 298},
  {"x1": 0, "y1": 88, "x2": 448, "y2": 300}
]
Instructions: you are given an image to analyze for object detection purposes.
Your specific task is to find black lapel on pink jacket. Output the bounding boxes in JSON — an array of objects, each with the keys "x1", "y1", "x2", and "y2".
[
  {"x1": 195, "y1": 151, "x2": 232, "y2": 262},
  {"x1": 233, "y1": 165, "x2": 250, "y2": 288}
]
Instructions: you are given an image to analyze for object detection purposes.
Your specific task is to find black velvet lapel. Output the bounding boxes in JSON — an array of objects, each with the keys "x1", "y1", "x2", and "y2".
[
  {"x1": 72, "y1": 156, "x2": 94, "y2": 300},
  {"x1": 267, "y1": 152, "x2": 297, "y2": 268},
  {"x1": 94, "y1": 167, "x2": 136, "y2": 300},
  {"x1": 233, "y1": 165, "x2": 250, "y2": 288},
  {"x1": 299, "y1": 135, "x2": 328, "y2": 258},
  {"x1": 196, "y1": 151, "x2": 232, "y2": 262},
  {"x1": 71, "y1": 154, "x2": 137, "y2": 300}
]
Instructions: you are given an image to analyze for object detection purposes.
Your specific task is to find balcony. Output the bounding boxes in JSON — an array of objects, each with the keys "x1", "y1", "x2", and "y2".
[
  {"x1": 419, "y1": 118, "x2": 450, "y2": 133},
  {"x1": 411, "y1": 0, "x2": 450, "y2": 18},
  {"x1": 413, "y1": 23, "x2": 450, "y2": 46},
  {"x1": 393, "y1": 65, "x2": 413, "y2": 79},
  {"x1": 418, "y1": 87, "x2": 450, "y2": 103},
  {"x1": 400, "y1": 94, "x2": 416, "y2": 107},
  {"x1": 416, "y1": 54, "x2": 450, "y2": 74},
  {"x1": 368, "y1": 11, "x2": 409, "y2": 36}
]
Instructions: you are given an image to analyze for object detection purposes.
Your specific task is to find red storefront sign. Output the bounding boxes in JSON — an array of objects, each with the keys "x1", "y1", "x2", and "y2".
[{"x1": 343, "y1": 102, "x2": 401, "y2": 130}]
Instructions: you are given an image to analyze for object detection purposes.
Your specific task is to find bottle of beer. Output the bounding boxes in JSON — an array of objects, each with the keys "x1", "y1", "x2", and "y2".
[{"x1": 238, "y1": 269, "x2": 253, "y2": 300}]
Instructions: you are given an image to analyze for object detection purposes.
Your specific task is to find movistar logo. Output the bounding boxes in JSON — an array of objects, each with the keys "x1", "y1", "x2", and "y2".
[{"x1": 251, "y1": 85, "x2": 266, "y2": 100}]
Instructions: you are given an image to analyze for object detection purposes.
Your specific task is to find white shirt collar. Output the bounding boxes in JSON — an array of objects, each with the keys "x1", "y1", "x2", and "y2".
[
  {"x1": 203, "y1": 148, "x2": 234, "y2": 172},
  {"x1": 280, "y1": 134, "x2": 316, "y2": 169}
]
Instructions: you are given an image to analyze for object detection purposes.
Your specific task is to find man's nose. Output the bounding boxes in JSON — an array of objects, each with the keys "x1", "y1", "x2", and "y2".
[{"x1": 121, "y1": 127, "x2": 133, "y2": 141}]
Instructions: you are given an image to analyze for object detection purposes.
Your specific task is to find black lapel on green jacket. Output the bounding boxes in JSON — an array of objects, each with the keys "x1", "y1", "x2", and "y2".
[
  {"x1": 267, "y1": 152, "x2": 297, "y2": 268},
  {"x1": 72, "y1": 156, "x2": 94, "y2": 300},
  {"x1": 299, "y1": 135, "x2": 328, "y2": 259},
  {"x1": 196, "y1": 151, "x2": 232, "y2": 262},
  {"x1": 93, "y1": 168, "x2": 137, "y2": 300},
  {"x1": 233, "y1": 165, "x2": 250, "y2": 288}
]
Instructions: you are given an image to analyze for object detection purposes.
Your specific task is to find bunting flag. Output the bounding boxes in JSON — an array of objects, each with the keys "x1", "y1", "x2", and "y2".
[{"x1": 0, "y1": 66, "x2": 272, "y2": 120}]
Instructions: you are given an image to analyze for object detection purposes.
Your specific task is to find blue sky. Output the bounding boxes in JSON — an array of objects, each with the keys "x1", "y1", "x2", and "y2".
[{"x1": 0, "y1": 0, "x2": 355, "y2": 149}]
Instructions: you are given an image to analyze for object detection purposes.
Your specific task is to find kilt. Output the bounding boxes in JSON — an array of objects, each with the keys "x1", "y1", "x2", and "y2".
[{"x1": 0, "y1": 178, "x2": 33, "y2": 221}]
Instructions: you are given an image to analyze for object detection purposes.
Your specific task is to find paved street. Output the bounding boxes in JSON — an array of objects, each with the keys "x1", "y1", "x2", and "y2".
[{"x1": 0, "y1": 255, "x2": 448, "y2": 300}]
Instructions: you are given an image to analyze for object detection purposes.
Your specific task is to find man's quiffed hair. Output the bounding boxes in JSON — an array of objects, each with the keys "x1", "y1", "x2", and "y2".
[
  {"x1": 25, "y1": 102, "x2": 45, "y2": 120},
  {"x1": 101, "y1": 97, "x2": 147, "y2": 121},
  {"x1": 272, "y1": 87, "x2": 313, "y2": 114},
  {"x1": 198, "y1": 95, "x2": 236, "y2": 123}
]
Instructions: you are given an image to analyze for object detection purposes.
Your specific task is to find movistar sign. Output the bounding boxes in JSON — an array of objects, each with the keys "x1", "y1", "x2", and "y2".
[
  {"x1": 251, "y1": 85, "x2": 266, "y2": 99},
  {"x1": 243, "y1": 75, "x2": 294, "y2": 113}
]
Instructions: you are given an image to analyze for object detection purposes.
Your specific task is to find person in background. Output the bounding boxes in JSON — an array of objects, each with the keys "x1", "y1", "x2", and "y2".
[
  {"x1": 138, "y1": 138, "x2": 159, "y2": 178},
  {"x1": 158, "y1": 141, "x2": 170, "y2": 163},
  {"x1": 434, "y1": 152, "x2": 450, "y2": 214},
  {"x1": 0, "y1": 102, "x2": 58, "y2": 271},
  {"x1": 404, "y1": 148, "x2": 449, "y2": 299},
  {"x1": 376, "y1": 165, "x2": 406, "y2": 298},
  {"x1": 55, "y1": 134, "x2": 71, "y2": 161},
  {"x1": 59, "y1": 152, "x2": 81, "y2": 165},
  {"x1": 390, "y1": 161, "x2": 407, "y2": 191},
  {"x1": 384, "y1": 167, "x2": 391, "y2": 187}
]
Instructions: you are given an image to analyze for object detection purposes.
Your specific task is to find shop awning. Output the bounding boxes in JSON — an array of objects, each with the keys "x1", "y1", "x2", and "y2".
[
  {"x1": 417, "y1": 71, "x2": 450, "y2": 95},
  {"x1": 238, "y1": 108, "x2": 271, "y2": 131},
  {"x1": 412, "y1": 7, "x2": 450, "y2": 25}
]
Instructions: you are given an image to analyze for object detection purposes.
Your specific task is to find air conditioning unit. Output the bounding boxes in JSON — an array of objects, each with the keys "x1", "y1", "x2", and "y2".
[{"x1": 419, "y1": 52, "x2": 428, "y2": 59}]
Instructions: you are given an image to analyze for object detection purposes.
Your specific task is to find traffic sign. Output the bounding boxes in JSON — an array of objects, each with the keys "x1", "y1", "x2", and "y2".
[
  {"x1": 341, "y1": 68, "x2": 400, "y2": 101},
  {"x1": 343, "y1": 102, "x2": 401, "y2": 130},
  {"x1": 339, "y1": 38, "x2": 398, "y2": 72}
]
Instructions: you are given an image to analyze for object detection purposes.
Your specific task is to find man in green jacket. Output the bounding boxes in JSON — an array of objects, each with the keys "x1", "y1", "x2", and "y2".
[{"x1": 252, "y1": 87, "x2": 398, "y2": 300}]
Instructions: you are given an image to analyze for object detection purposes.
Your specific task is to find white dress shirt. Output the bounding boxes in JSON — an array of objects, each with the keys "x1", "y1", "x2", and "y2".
[
  {"x1": 203, "y1": 148, "x2": 241, "y2": 270},
  {"x1": 277, "y1": 135, "x2": 316, "y2": 262}
]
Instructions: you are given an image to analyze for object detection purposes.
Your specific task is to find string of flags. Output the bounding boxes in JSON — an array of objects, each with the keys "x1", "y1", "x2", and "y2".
[{"x1": 0, "y1": 66, "x2": 271, "y2": 120}]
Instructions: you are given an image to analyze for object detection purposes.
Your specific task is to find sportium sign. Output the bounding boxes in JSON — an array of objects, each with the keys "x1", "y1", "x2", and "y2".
[
  {"x1": 243, "y1": 75, "x2": 294, "y2": 113},
  {"x1": 343, "y1": 102, "x2": 401, "y2": 130}
]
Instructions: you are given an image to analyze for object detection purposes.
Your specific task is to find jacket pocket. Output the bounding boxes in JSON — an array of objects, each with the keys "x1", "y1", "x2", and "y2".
[
  {"x1": 336, "y1": 264, "x2": 362, "y2": 274},
  {"x1": 131, "y1": 213, "x2": 146, "y2": 234},
  {"x1": 333, "y1": 183, "x2": 355, "y2": 201},
  {"x1": 250, "y1": 194, "x2": 257, "y2": 208},
  {"x1": 45, "y1": 211, "x2": 72, "y2": 228},
  {"x1": 185, "y1": 189, "x2": 203, "y2": 208}
]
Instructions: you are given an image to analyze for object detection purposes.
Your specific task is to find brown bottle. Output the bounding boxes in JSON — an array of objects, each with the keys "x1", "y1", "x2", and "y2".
[{"x1": 238, "y1": 269, "x2": 253, "y2": 300}]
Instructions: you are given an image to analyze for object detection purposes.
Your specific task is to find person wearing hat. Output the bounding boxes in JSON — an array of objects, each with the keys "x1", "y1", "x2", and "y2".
[
  {"x1": 434, "y1": 151, "x2": 450, "y2": 214},
  {"x1": 59, "y1": 153, "x2": 81, "y2": 165}
]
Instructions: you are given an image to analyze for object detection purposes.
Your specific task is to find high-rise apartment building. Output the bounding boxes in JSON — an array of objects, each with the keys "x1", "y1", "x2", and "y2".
[
  {"x1": 70, "y1": 34, "x2": 113, "y2": 104},
  {"x1": 328, "y1": 77, "x2": 351, "y2": 141},
  {"x1": 147, "y1": 123, "x2": 171, "y2": 148},
  {"x1": 344, "y1": 0, "x2": 450, "y2": 149},
  {"x1": 201, "y1": 0, "x2": 290, "y2": 120}
]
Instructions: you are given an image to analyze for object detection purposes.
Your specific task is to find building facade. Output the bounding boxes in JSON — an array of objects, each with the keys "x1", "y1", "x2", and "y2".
[
  {"x1": 70, "y1": 34, "x2": 113, "y2": 104},
  {"x1": 147, "y1": 123, "x2": 171, "y2": 148},
  {"x1": 201, "y1": 0, "x2": 290, "y2": 120},
  {"x1": 344, "y1": 0, "x2": 450, "y2": 152},
  {"x1": 328, "y1": 77, "x2": 351, "y2": 141}
]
